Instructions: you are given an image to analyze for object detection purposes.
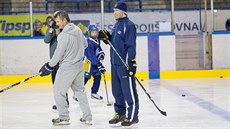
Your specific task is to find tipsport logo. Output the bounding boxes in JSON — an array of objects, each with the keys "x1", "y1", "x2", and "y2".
[
  {"x1": 0, "y1": 20, "x2": 30, "y2": 33},
  {"x1": 0, "y1": 19, "x2": 90, "y2": 36}
]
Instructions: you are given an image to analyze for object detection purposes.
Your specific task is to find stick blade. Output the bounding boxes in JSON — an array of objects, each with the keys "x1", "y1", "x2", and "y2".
[
  {"x1": 107, "y1": 103, "x2": 112, "y2": 106},
  {"x1": 161, "y1": 111, "x2": 167, "y2": 117},
  {"x1": 106, "y1": 101, "x2": 113, "y2": 106}
]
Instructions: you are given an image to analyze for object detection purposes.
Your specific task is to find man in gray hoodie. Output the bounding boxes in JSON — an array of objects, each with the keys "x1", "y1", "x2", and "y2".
[
  {"x1": 39, "y1": 11, "x2": 92, "y2": 126},
  {"x1": 43, "y1": 15, "x2": 69, "y2": 111}
]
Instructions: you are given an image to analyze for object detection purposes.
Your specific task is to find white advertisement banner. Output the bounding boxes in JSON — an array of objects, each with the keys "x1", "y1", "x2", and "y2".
[{"x1": 69, "y1": 11, "x2": 200, "y2": 35}]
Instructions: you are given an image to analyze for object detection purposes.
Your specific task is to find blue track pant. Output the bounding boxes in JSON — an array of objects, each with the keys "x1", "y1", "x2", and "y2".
[{"x1": 111, "y1": 64, "x2": 139, "y2": 121}]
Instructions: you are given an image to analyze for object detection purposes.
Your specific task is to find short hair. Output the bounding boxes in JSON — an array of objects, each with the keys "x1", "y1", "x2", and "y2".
[
  {"x1": 54, "y1": 11, "x2": 70, "y2": 22},
  {"x1": 46, "y1": 16, "x2": 53, "y2": 21},
  {"x1": 53, "y1": 11, "x2": 60, "y2": 16}
]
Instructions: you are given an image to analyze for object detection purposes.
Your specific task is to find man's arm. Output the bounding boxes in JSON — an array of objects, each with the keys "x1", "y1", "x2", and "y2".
[
  {"x1": 125, "y1": 24, "x2": 136, "y2": 62},
  {"x1": 124, "y1": 24, "x2": 137, "y2": 76},
  {"x1": 49, "y1": 33, "x2": 67, "y2": 67},
  {"x1": 44, "y1": 27, "x2": 56, "y2": 44}
]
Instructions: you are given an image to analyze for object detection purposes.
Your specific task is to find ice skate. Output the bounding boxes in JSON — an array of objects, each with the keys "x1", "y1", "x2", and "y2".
[
  {"x1": 52, "y1": 118, "x2": 70, "y2": 126},
  {"x1": 80, "y1": 118, "x2": 92, "y2": 125},
  {"x1": 91, "y1": 93, "x2": 103, "y2": 100},
  {"x1": 109, "y1": 113, "x2": 126, "y2": 127},
  {"x1": 121, "y1": 118, "x2": 138, "y2": 128}
]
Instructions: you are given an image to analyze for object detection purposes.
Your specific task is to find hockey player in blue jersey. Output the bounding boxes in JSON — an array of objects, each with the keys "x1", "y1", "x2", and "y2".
[
  {"x1": 99, "y1": 1, "x2": 139, "y2": 128},
  {"x1": 84, "y1": 24, "x2": 106, "y2": 100}
]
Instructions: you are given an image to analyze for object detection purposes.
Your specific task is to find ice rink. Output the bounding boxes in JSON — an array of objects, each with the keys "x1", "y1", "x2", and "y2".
[{"x1": 0, "y1": 78, "x2": 229, "y2": 129}]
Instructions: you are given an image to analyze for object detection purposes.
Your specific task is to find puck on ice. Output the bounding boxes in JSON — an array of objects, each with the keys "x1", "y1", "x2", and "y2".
[{"x1": 182, "y1": 94, "x2": 186, "y2": 97}]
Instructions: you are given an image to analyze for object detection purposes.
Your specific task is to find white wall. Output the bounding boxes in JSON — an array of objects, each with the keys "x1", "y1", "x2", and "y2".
[
  {"x1": 0, "y1": 35, "x2": 177, "y2": 75},
  {"x1": 212, "y1": 32, "x2": 230, "y2": 69},
  {"x1": 0, "y1": 36, "x2": 150, "y2": 75},
  {"x1": 0, "y1": 39, "x2": 49, "y2": 75},
  {"x1": 159, "y1": 35, "x2": 176, "y2": 70},
  {"x1": 136, "y1": 36, "x2": 149, "y2": 72}
]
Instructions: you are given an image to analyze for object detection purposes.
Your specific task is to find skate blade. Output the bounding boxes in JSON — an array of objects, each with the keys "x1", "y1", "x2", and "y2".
[
  {"x1": 109, "y1": 122, "x2": 122, "y2": 128},
  {"x1": 91, "y1": 97, "x2": 104, "y2": 101},
  {"x1": 80, "y1": 121, "x2": 93, "y2": 125},
  {"x1": 122, "y1": 123, "x2": 138, "y2": 129},
  {"x1": 53, "y1": 122, "x2": 70, "y2": 126}
]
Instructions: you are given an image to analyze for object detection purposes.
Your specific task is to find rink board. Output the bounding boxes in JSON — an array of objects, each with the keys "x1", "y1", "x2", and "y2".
[{"x1": 0, "y1": 70, "x2": 229, "y2": 85}]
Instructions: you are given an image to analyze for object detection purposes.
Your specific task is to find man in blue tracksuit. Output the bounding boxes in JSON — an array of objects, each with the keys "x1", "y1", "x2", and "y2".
[
  {"x1": 84, "y1": 25, "x2": 106, "y2": 100},
  {"x1": 99, "y1": 1, "x2": 139, "y2": 128}
]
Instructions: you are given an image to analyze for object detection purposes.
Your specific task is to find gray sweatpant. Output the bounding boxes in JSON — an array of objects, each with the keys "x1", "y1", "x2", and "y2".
[{"x1": 53, "y1": 62, "x2": 92, "y2": 121}]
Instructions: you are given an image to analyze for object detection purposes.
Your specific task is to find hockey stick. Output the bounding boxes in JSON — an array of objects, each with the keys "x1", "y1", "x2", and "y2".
[
  {"x1": 0, "y1": 73, "x2": 40, "y2": 93},
  {"x1": 105, "y1": 39, "x2": 167, "y2": 117},
  {"x1": 102, "y1": 73, "x2": 112, "y2": 106}
]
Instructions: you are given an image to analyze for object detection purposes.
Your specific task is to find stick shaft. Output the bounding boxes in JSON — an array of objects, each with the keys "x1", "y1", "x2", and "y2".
[
  {"x1": 0, "y1": 73, "x2": 40, "y2": 93},
  {"x1": 103, "y1": 73, "x2": 110, "y2": 104}
]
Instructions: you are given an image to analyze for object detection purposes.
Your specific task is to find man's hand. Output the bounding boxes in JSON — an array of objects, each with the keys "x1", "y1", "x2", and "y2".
[
  {"x1": 48, "y1": 18, "x2": 54, "y2": 27},
  {"x1": 97, "y1": 64, "x2": 106, "y2": 73},
  {"x1": 98, "y1": 30, "x2": 111, "y2": 45},
  {"x1": 126, "y1": 60, "x2": 137, "y2": 77},
  {"x1": 39, "y1": 63, "x2": 54, "y2": 77}
]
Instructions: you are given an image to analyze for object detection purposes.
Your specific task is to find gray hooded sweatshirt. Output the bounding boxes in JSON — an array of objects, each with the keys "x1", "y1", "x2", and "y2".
[{"x1": 49, "y1": 23, "x2": 88, "y2": 69}]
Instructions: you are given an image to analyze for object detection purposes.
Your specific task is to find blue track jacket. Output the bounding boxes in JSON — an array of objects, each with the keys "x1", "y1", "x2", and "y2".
[{"x1": 111, "y1": 17, "x2": 136, "y2": 65}]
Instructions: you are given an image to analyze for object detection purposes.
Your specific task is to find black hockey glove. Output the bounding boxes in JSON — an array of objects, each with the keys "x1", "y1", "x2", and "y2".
[
  {"x1": 39, "y1": 62, "x2": 54, "y2": 77},
  {"x1": 126, "y1": 60, "x2": 137, "y2": 77},
  {"x1": 97, "y1": 64, "x2": 106, "y2": 73},
  {"x1": 98, "y1": 30, "x2": 111, "y2": 45}
]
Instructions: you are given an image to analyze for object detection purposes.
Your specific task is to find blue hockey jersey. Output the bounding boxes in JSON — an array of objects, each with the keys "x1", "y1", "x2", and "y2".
[{"x1": 84, "y1": 37, "x2": 104, "y2": 73}]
